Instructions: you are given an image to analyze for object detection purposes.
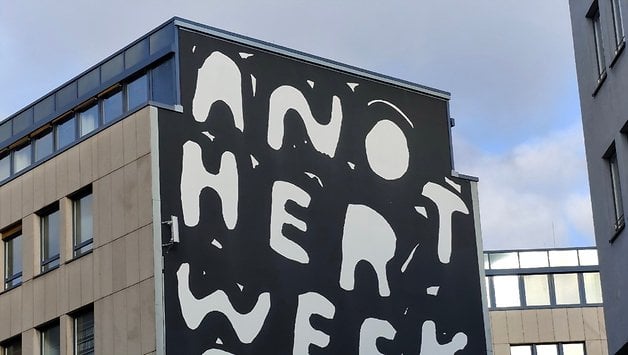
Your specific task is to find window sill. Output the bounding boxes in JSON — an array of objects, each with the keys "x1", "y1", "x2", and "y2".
[
  {"x1": 610, "y1": 39, "x2": 626, "y2": 68},
  {"x1": 64, "y1": 248, "x2": 93, "y2": 265},
  {"x1": 592, "y1": 71, "x2": 607, "y2": 96},
  {"x1": 33, "y1": 264, "x2": 60, "y2": 280},
  {"x1": 0, "y1": 282, "x2": 21, "y2": 296}
]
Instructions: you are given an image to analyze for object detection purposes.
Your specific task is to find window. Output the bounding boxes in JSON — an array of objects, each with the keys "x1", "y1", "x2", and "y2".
[
  {"x1": 40, "y1": 205, "x2": 60, "y2": 272},
  {"x1": 79, "y1": 104, "x2": 99, "y2": 137},
  {"x1": 592, "y1": 5, "x2": 607, "y2": 78},
  {"x1": 40, "y1": 322, "x2": 60, "y2": 355},
  {"x1": 0, "y1": 152, "x2": 9, "y2": 181},
  {"x1": 34, "y1": 130, "x2": 54, "y2": 162},
  {"x1": 151, "y1": 57, "x2": 176, "y2": 105},
  {"x1": 609, "y1": 151, "x2": 625, "y2": 231},
  {"x1": 554, "y1": 273, "x2": 581, "y2": 305},
  {"x1": 127, "y1": 74, "x2": 148, "y2": 111},
  {"x1": 1, "y1": 336, "x2": 21, "y2": 355},
  {"x1": 74, "y1": 309, "x2": 94, "y2": 355},
  {"x1": 523, "y1": 274, "x2": 550, "y2": 306},
  {"x1": 510, "y1": 343, "x2": 585, "y2": 355},
  {"x1": 13, "y1": 143, "x2": 31, "y2": 174},
  {"x1": 583, "y1": 272, "x2": 603, "y2": 303},
  {"x1": 56, "y1": 116, "x2": 77, "y2": 150},
  {"x1": 73, "y1": 189, "x2": 93, "y2": 257},
  {"x1": 102, "y1": 90, "x2": 123, "y2": 124},
  {"x1": 493, "y1": 275, "x2": 521, "y2": 307},
  {"x1": 611, "y1": 0, "x2": 625, "y2": 48},
  {"x1": 4, "y1": 232, "x2": 22, "y2": 289}
]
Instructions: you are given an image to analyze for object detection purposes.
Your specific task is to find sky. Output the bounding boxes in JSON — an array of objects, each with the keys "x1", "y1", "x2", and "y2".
[{"x1": 0, "y1": 0, "x2": 594, "y2": 250}]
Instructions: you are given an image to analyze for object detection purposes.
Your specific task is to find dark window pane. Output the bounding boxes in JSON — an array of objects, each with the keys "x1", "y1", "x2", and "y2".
[
  {"x1": 101, "y1": 53, "x2": 124, "y2": 84},
  {"x1": 0, "y1": 153, "x2": 10, "y2": 180},
  {"x1": 41, "y1": 208, "x2": 60, "y2": 272},
  {"x1": 5, "y1": 234, "x2": 22, "y2": 288},
  {"x1": 41, "y1": 322, "x2": 60, "y2": 355},
  {"x1": 34, "y1": 95, "x2": 55, "y2": 123},
  {"x1": 150, "y1": 24, "x2": 174, "y2": 54},
  {"x1": 34, "y1": 131, "x2": 54, "y2": 162},
  {"x1": 0, "y1": 120, "x2": 11, "y2": 142},
  {"x1": 79, "y1": 104, "x2": 99, "y2": 137},
  {"x1": 127, "y1": 74, "x2": 148, "y2": 111},
  {"x1": 125, "y1": 38, "x2": 149, "y2": 69},
  {"x1": 74, "y1": 192, "x2": 93, "y2": 256},
  {"x1": 56, "y1": 116, "x2": 76, "y2": 149},
  {"x1": 78, "y1": 68, "x2": 100, "y2": 97},
  {"x1": 75, "y1": 310, "x2": 95, "y2": 355},
  {"x1": 151, "y1": 58, "x2": 176, "y2": 105},
  {"x1": 13, "y1": 109, "x2": 33, "y2": 134},
  {"x1": 13, "y1": 144, "x2": 32, "y2": 173},
  {"x1": 56, "y1": 82, "x2": 78, "y2": 110},
  {"x1": 103, "y1": 91, "x2": 123, "y2": 124},
  {"x1": 3, "y1": 337, "x2": 21, "y2": 355}
]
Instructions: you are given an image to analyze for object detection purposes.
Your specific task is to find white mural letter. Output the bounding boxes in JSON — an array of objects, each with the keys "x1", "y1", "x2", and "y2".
[
  {"x1": 293, "y1": 292, "x2": 335, "y2": 354},
  {"x1": 365, "y1": 120, "x2": 409, "y2": 180},
  {"x1": 268, "y1": 85, "x2": 343, "y2": 158},
  {"x1": 422, "y1": 182, "x2": 469, "y2": 264},
  {"x1": 339, "y1": 205, "x2": 396, "y2": 297},
  {"x1": 177, "y1": 263, "x2": 270, "y2": 343},
  {"x1": 193, "y1": 51, "x2": 244, "y2": 132},
  {"x1": 270, "y1": 181, "x2": 311, "y2": 264},
  {"x1": 181, "y1": 141, "x2": 239, "y2": 229},
  {"x1": 359, "y1": 318, "x2": 396, "y2": 354},
  {"x1": 419, "y1": 320, "x2": 467, "y2": 354}
]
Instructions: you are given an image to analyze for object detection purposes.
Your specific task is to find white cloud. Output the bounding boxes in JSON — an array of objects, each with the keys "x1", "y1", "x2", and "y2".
[{"x1": 455, "y1": 124, "x2": 595, "y2": 250}]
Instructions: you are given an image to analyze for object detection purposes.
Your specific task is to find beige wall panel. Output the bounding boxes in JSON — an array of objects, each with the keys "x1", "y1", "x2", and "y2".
[
  {"x1": 136, "y1": 108, "x2": 151, "y2": 157},
  {"x1": 21, "y1": 280, "x2": 34, "y2": 331},
  {"x1": 43, "y1": 159, "x2": 57, "y2": 206},
  {"x1": 32, "y1": 163, "x2": 44, "y2": 213},
  {"x1": 110, "y1": 168, "x2": 125, "y2": 241},
  {"x1": 60, "y1": 314, "x2": 72, "y2": 355},
  {"x1": 110, "y1": 120, "x2": 125, "y2": 172},
  {"x1": 10, "y1": 179, "x2": 22, "y2": 223},
  {"x1": 490, "y1": 311, "x2": 509, "y2": 345},
  {"x1": 43, "y1": 270, "x2": 59, "y2": 322},
  {"x1": 138, "y1": 224, "x2": 154, "y2": 281},
  {"x1": 96, "y1": 127, "x2": 112, "y2": 178},
  {"x1": 587, "y1": 339, "x2": 604, "y2": 355},
  {"x1": 66, "y1": 146, "x2": 81, "y2": 194},
  {"x1": 123, "y1": 160, "x2": 139, "y2": 234},
  {"x1": 127, "y1": 284, "x2": 142, "y2": 355},
  {"x1": 95, "y1": 296, "x2": 114, "y2": 355},
  {"x1": 112, "y1": 237, "x2": 127, "y2": 293},
  {"x1": 67, "y1": 259, "x2": 82, "y2": 312},
  {"x1": 551, "y1": 308, "x2": 570, "y2": 341},
  {"x1": 137, "y1": 154, "x2": 152, "y2": 227},
  {"x1": 95, "y1": 174, "x2": 113, "y2": 247},
  {"x1": 567, "y1": 307, "x2": 585, "y2": 340},
  {"x1": 99, "y1": 241, "x2": 114, "y2": 298},
  {"x1": 506, "y1": 310, "x2": 524, "y2": 343},
  {"x1": 79, "y1": 138, "x2": 94, "y2": 187},
  {"x1": 521, "y1": 310, "x2": 539, "y2": 343},
  {"x1": 55, "y1": 146, "x2": 69, "y2": 198},
  {"x1": 123, "y1": 113, "x2": 138, "y2": 165},
  {"x1": 113, "y1": 290, "x2": 128, "y2": 355},
  {"x1": 56, "y1": 264, "x2": 69, "y2": 316},
  {"x1": 32, "y1": 277, "x2": 44, "y2": 326},
  {"x1": 493, "y1": 343, "x2": 510, "y2": 355},
  {"x1": 582, "y1": 307, "x2": 602, "y2": 340},
  {"x1": 80, "y1": 254, "x2": 94, "y2": 306},
  {"x1": 22, "y1": 328, "x2": 37, "y2": 355},
  {"x1": 140, "y1": 277, "x2": 156, "y2": 354},
  {"x1": 8, "y1": 286, "x2": 22, "y2": 337},
  {"x1": 21, "y1": 214, "x2": 35, "y2": 281},
  {"x1": 0, "y1": 291, "x2": 9, "y2": 340},
  {"x1": 0, "y1": 185, "x2": 8, "y2": 228},
  {"x1": 535, "y1": 309, "x2": 555, "y2": 342},
  {"x1": 598, "y1": 307, "x2": 607, "y2": 338},
  {"x1": 21, "y1": 170, "x2": 34, "y2": 218},
  {"x1": 126, "y1": 230, "x2": 140, "y2": 288}
]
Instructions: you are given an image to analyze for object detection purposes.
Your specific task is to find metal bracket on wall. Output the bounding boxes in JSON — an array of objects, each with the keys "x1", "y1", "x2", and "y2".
[{"x1": 161, "y1": 215, "x2": 180, "y2": 252}]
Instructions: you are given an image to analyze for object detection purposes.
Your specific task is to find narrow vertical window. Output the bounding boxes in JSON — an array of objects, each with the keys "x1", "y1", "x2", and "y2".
[
  {"x1": 1, "y1": 336, "x2": 22, "y2": 355},
  {"x1": 4, "y1": 232, "x2": 22, "y2": 289},
  {"x1": 0, "y1": 152, "x2": 10, "y2": 181},
  {"x1": 553, "y1": 273, "x2": 581, "y2": 305},
  {"x1": 612, "y1": 0, "x2": 625, "y2": 48},
  {"x1": 102, "y1": 90, "x2": 123, "y2": 124},
  {"x1": 127, "y1": 74, "x2": 148, "y2": 111},
  {"x1": 74, "y1": 309, "x2": 95, "y2": 355},
  {"x1": 609, "y1": 151, "x2": 625, "y2": 231},
  {"x1": 73, "y1": 189, "x2": 93, "y2": 257},
  {"x1": 13, "y1": 143, "x2": 32, "y2": 174},
  {"x1": 40, "y1": 322, "x2": 60, "y2": 355},
  {"x1": 79, "y1": 103, "x2": 99, "y2": 137},
  {"x1": 56, "y1": 115, "x2": 77, "y2": 149},
  {"x1": 591, "y1": 5, "x2": 607, "y2": 78},
  {"x1": 34, "y1": 130, "x2": 54, "y2": 162},
  {"x1": 40, "y1": 205, "x2": 60, "y2": 272}
]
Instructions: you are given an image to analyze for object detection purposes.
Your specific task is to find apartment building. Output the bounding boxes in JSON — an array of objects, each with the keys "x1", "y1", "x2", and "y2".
[
  {"x1": 569, "y1": 1, "x2": 628, "y2": 353},
  {"x1": 0, "y1": 18, "x2": 488, "y2": 354},
  {"x1": 486, "y1": 247, "x2": 607, "y2": 355}
]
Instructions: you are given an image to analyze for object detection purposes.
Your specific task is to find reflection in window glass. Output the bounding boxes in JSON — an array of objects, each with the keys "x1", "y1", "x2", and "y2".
[
  {"x1": 0, "y1": 153, "x2": 10, "y2": 180},
  {"x1": 34, "y1": 95, "x2": 55, "y2": 122},
  {"x1": 103, "y1": 90, "x2": 123, "y2": 124},
  {"x1": 151, "y1": 58, "x2": 176, "y2": 105},
  {"x1": 583, "y1": 272, "x2": 603, "y2": 303},
  {"x1": 13, "y1": 144, "x2": 31, "y2": 173},
  {"x1": 554, "y1": 273, "x2": 580, "y2": 305},
  {"x1": 510, "y1": 345, "x2": 532, "y2": 355},
  {"x1": 549, "y1": 250, "x2": 579, "y2": 267},
  {"x1": 523, "y1": 274, "x2": 550, "y2": 306},
  {"x1": 519, "y1": 251, "x2": 549, "y2": 268},
  {"x1": 489, "y1": 252, "x2": 519, "y2": 269},
  {"x1": 56, "y1": 116, "x2": 76, "y2": 149},
  {"x1": 127, "y1": 74, "x2": 148, "y2": 111},
  {"x1": 101, "y1": 54, "x2": 124, "y2": 84},
  {"x1": 35, "y1": 131, "x2": 54, "y2": 162},
  {"x1": 0, "y1": 121, "x2": 11, "y2": 142},
  {"x1": 78, "y1": 68, "x2": 100, "y2": 97},
  {"x1": 493, "y1": 275, "x2": 520, "y2": 307},
  {"x1": 536, "y1": 344, "x2": 558, "y2": 355},
  {"x1": 13, "y1": 109, "x2": 33, "y2": 134},
  {"x1": 578, "y1": 249, "x2": 598, "y2": 266},
  {"x1": 125, "y1": 38, "x2": 149, "y2": 69},
  {"x1": 79, "y1": 104, "x2": 99, "y2": 137},
  {"x1": 57, "y1": 81, "x2": 78, "y2": 110},
  {"x1": 150, "y1": 24, "x2": 174, "y2": 54},
  {"x1": 563, "y1": 343, "x2": 585, "y2": 355}
]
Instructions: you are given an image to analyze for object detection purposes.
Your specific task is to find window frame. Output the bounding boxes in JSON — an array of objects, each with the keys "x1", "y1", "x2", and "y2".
[
  {"x1": 510, "y1": 342, "x2": 586, "y2": 355},
  {"x1": 607, "y1": 147, "x2": 625, "y2": 238},
  {"x1": 72, "y1": 186, "x2": 94, "y2": 258},
  {"x1": 39, "y1": 203, "x2": 61, "y2": 273},
  {"x1": 3, "y1": 228, "x2": 23, "y2": 290}
]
